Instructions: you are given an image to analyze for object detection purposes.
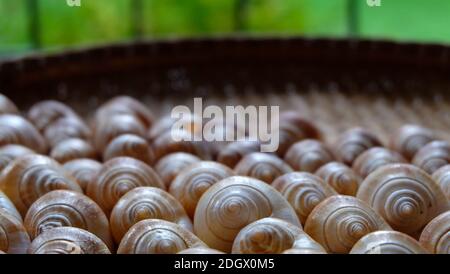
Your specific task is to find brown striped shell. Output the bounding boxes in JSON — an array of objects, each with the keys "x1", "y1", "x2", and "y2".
[
  {"x1": 352, "y1": 147, "x2": 407, "y2": 178},
  {"x1": 154, "y1": 153, "x2": 201, "y2": 188},
  {"x1": 27, "y1": 100, "x2": 79, "y2": 132},
  {"x1": 350, "y1": 231, "x2": 429, "y2": 254},
  {"x1": 103, "y1": 134, "x2": 155, "y2": 165},
  {"x1": 217, "y1": 141, "x2": 262, "y2": 168},
  {"x1": 62, "y1": 159, "x2": 102, "y2": 192},
  {"x1": 315, "y1": 162, "x2": 361, "y2": 196},
  {"x1": 43, "y1": 117, "x2": 92, "y2": 148},
  {"x1": 0, "y1": 191, "x2": 22, "y2": 222},
  {"x1": 50, "y1": 138, "x2": 97, "y2": 164},
  {"x1": 334, "y1": 128, "x2": 382, "y2": 166},
  {"x1": 0, "y1": 144, "x2": 35, "y2": 173},
  {"x1": 432, "y1": 165, "x2": 450, "y2": 199},
  {"x1": 419, "y1": 211, "x2": 450, "y2": 254},
  {"x1": 284, "y1": 140, "x2": 335, "y2": 173},
  {"x1": 389, "y1": 124, "x2": 436, "y2": 160},
  {"x1": 412, "y1": 140, "x2": 450, "y2": 174},
  {"x1": 0, "y1": 209, "x2": 30, "y2": 254}
]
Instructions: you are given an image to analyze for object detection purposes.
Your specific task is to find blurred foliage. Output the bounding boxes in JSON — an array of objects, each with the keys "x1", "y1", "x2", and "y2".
[{"x1": 1, "y1": 0, "x2": 450, "y2": 55}]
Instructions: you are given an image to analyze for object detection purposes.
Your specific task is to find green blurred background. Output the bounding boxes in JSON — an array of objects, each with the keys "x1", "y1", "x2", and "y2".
[{"x1": 1, "y1": 0, "x2": 450, "y2": 56}]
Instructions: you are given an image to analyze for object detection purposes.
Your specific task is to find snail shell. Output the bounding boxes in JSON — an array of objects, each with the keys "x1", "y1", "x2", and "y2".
[
  {"x1": 315, "y1": 162, "x2": 361, "y2": 196},
  {"x1": 0, "y1": 94, "x2": 19, "y2": 114},
  {"x1": 86, "y1": 157, "x2": 165, "y2": 215},
  {"x1": 0, "y1": 154, "x2": 82, "y2": 216},
  {"x1": 272, "y1": 172, "x2": 337, "y2": 224},
  {"x1": 103, "y1": 134, "x2": 155, "y2": 166},
  {"x1": 0, "y1": 191, "x2": 21, "y2": 222},
  {"x1": 353, "y1": 147, "x2": 407, "y2": 178},
  {"x1": 63, "y1": 159, "x2": 102, "y2": 192},
  {"x1": 234, "y1": 153, "x2": 293, "y2": 184},
  {"x1": 350, "y1": 231, "x2": 429, "y2": 254},
  {"x1": 117, "y1": 219, "x2": 206, "y2": 254},
  {"x1": 412, "y1": 141, "x2": 450, "y2": 174},
  {"x1": 432, "y1": 165, "x2": 450, "y2": 199},
  {"x1": 28, "y1": 227, "x2": 111, "y2": 254},
  {"x1": 334, "y1": 128, "x2": 382, "y2": 166},
  {"x1": 390, "y1": 124, "x2": 436, "y2": 160},
  {"x1": 27, "y1": 100, "x2": 79, "y2": 132},
  {"x1": 232, "y1": 217, "x2": 326, "y2": 254},
  {"x1": 154, "y1": 153, "x2": 201, "y2": 188},
  {"x1": 194, "y1": 176, "x2": 300, "y2": 253},
  {"x1": 177, "y1": 247, "x2": 225, "y2": 254},
  {"x1": 169, "y1": 161, "x2": 234, "y2": 218},
  {"x1": 0, "y1": 114, "x2": 47, "y2": 154},
  {"x1": 357, "y1": 164, "x2": 449, "y2": 237},
  {"x1": 304, "y1": 195, "x2": 392, "y2": 253},
  {"x1": 419, "y1": 211, "x2": 450, "y2": 254},
  {"x1": 24, "y1": 190, "x2": 113, "y2": 250},
  {"x1": 217, "y1": 141, "x2": 262, "y2": 168},
  {"x1": 0, "y1": 209, "x2": 30, "y2": 254},
  {"x1": 50, "y1": 138, "x2": 97, "y2": 164},
  {"x1": 43, "y1": 117, "x2": 91, "y2": 147},
  {"x1": 110, "y1": 187, "x2": 192, "y2": 244},
  {"x1": 284, "y1": 139, "x2": 335, "y2": 173},
  {"x1": 0, "y1": 144, "x2": 35, "y2": 173}
]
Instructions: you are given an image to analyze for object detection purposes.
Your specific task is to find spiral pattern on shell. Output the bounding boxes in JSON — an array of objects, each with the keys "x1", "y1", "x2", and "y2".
[
  {"x1": 103, "y1": 134, "x2": 155, "y2": 165},
  {"x1": 304, "y1": 195, "x2": 392, "y2": 253},
  {"x1": 284, "y1": 140, "x2": 335, "y2": 173},
  {"x1": 43, "y1": 117, "x2": 91, "y2": 147},
  {"x1": 28, "y1": 227, "x2": 111, "y2": 254},
  {"x1": 24, "y1": 190, "x2": 113, "y2": 250},
  {"x1": 272, "y1": 172, "x2": 337, "y2": 224},
  {"x1": 110, "y1": 187, "x2": 192, "y2": 244},
  {"x1": 27, "y1": 100, "x2": 79, "y2": 132},
  {"x1": 0, "y1": 144, "x2": 35, "y2": 173},
  {"x1": 86, "y1": 157, "x2": 165, "y2": 215},
  {"x1": 169, "y1": 161, "x2": 234, "y2": 218},
  {"x1": 316, "y1": 162, "x2": 361, "y2": 196},
  {"x1": 353, "y1": 147, "x2": 407, "y2": 178},
  {"x1": 350, "y1": 231, "x2": 429, "y2": 254},
  {"x1": 63, "y1": 159, "x2": 102, "y2": 192},
  {"x1": 334, "y1": 128, "x2": 382, "y2": 166},
  {"x1": 412, "y1": 141, "x2": 450, "y2": 174},
  {"x1": 234, "y1": 153, "x2": 293, "y2": 184},
  {"x1": 217, "y1": 141, "x2": 262, "y2": 168},
  {"x1": 0, "y1": 114, "x2": 48, "y2": 154},
  {"x1": 0, "y1": 209, "x2": 30, "y2": 254},
  {"x1": 0, "y1": 191, "x2": 21, "y2": 222},
  {"x1": 0, "y1": 155, "x2": 82, "y2": 216},
  {"x1": 0, "y1": 94, "x2": 19, "y2": 114},
  {"x1": 50, "y1": 138, "x2": 97, "y2": 164},
  {"x1": 194, "y1": 176, "x2": 300, "y2": 253},
  {"x1": 357, "y1": 164, "x2": 449, "y2": 237},
  {"x1": 154, "y1": 153, "x2": 201, "y2": 188},
  {"x1": 390, "y1": 124, "x2": 436, "y2": 160},
  {"x1": 432, "y1": 165, "x2": 450, "y2": 199},
  {"x1": 419, "y1": 211, "x2": 450, "y2": 254},
  {"x1": 117, "y1": 219, "x2": 206, "y2": 254}
]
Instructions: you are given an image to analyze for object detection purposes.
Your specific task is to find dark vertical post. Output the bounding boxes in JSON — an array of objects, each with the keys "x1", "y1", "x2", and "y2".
[
  {"x1": 26, "y1": 0, "x2": 41, "y2": 49},
  {"x1": 234, "y1": 0, "x2": 250, "y2": 32},
  {"x1": 347, "y1": 0, "x2": 359, "y2": 37},
  {"x1": 131, "y1": 0, "x2": 144, "y2": 38}
]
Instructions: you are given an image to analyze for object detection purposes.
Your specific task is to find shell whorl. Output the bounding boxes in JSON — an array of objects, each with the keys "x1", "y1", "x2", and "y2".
[
  {"x1": 412, "y1": 141, "x2": 450, "y2": 174},
  {"x1": 110, "y1": 187, "x2": 192, "y2": 244},
  {"x1": 194, "y1": 176, "x2": 300, "y2": 253},
  {"x1": 390, "y1": 124, "x2": 436, "y2": 160},
  {"x1": 350, "y1": 231, "x2": 429, "y2": 254},
  {"x1": 334, "y1": 128, "x2": 382, "y2": 166},
  {"x1": 28, "y1": 227, "x2": 111, "y2": 254},
  {"x1": 169, "y1": 161, "x2": 234, "y2": 218},
  {"x1": 272, "y1": 172, "x2": 337, "y2": 225},
  {"x1": 50, "y1": 138, "x2": 97, "y2": 164},
  {"x1": 86, "y1": 157, "x2": 165, "y2": 215},
  {"x1": 234, "y1": 153, "x2": 293, "y2": 184},
  {"x1": 353, "y1": 147, "x2": 407, "y2": 178},
  {"x1": 0, "y1": 94, "x2": 19, "y2": 115},
  {"x1": 154, "y1": 153, "x2": 201, "y2": 188},
  {"x1": 24, "y1": 190, "x2": 113, "y2": 250},
  {"x1": 117, "y1": 219, "x2": 206, "y2": 254},
  {"x1": 357, "y1": 164, "x2": 449, "y2": 237},
  {"x1": 419, "y1": 211, "x2": 450, "y2": 254},
  {"x1": 43, "y1": 117, "x2": 91, "y2": 148},
  {"x1": 63, "y1": 159, "x2": 102, "y2": 192},
  {"x1": 0, "y1": 191, "x2": 22, "y2": 222},
  {"x1": 0, "y1": 144, "x2": 35, "y2": 173},
  {"x1": 232, "y1": 217, "x2": 326, "y2": 254},
  {"x1": 177, "y1": 247, "x2": 225, "y2": 254},
  {"x1": 217, "y1": 141, "x2": 262, "y2": 168},
  {"x1": 304, "y1": 195, "x2": 392, "y2": 253},
  {"x1": 432, "y1": 165, "x2": 450, "y2": 199},
  {"x1": 316, "y1": 162, "x2": 361, "y2": 196},
  {"x1": 0, "y1": 155, "x2": 82, "y2": 216},
  {"x1": 0, "y1": 209, "x2": 30, "y2": 254},
  {"x1": 27, "y1": 100, "x2": 79, "y2": 132},
  {"x1": 103, "y1": 134, "x2": 155, "y2": 165},
  {"x1": 284, "y1": 140, "x2": 334, "y2": 173}
]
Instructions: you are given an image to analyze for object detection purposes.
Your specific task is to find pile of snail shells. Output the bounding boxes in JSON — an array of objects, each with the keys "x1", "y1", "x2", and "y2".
[{"x1": 0, "y1": 93, "x2": 448, "y2": 255}]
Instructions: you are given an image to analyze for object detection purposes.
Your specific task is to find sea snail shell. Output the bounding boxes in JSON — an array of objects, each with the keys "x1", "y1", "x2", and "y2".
[
  {"x1": 154, "y1": 153, "x2": 201, "y2": 188},
  {"x1": 304, "y1": 195, "x2": 392, "y2": 254},
  {"x1": 110, "y1": 187, "x2": 192, "y2": 244},
  {"x1": 419, "y1": 211, "x2": 450, "y2": 254},
  {"x1": 272, "y1": 172, "x2": 337, "y2": 225},
  {"x1": 0, "y1": 209, "x2": 30, "y2": 254},
  {"x1": 334, "y1": 128, "x2": 382, "y2": 166},
  {"x1": 284, "y1": 139, "x2": 334, "y2": 173},
  {"x1": 0, "y1": 154, "x2": 82, "y2": 216},
  {"x1": 24, "y1": 190, "x2": 113, "y2": 250},
  {"x1": 194, "y1": 176, "x2": 300, "y2": 253},
  {"x1": 390, "y1": 124, "x2": 436, "y2": 160},
  {"x1": 169, "y1": 161, "x2": 234, "y2": 218},
  {"x1": 350, "y1": 231, "x2": 429, "y2": 254},
  {"x1": 357, "y1": 164, "x2": 449, "y2": 237},
  {"x1": 234, "y1": 153, "x2": 293, "y2": 184},
  {"x1": 217, "y1": 141, "x2": 262, "y2": 168},
  {"x1": 28, "y1": 227, "x2": 111, "y2": 254},
  {"x1": 0, "y1": 144, "x2": 35, "y2": 173},
  {"x1": 0, "y1": 114, "x2": 48, "y2": 154},
  {"x1": 232, "y1": 217, "x2": 326, "y2": 254},
  {"x1": 177, "y1": 247, "x2": 225, "y2": 254},
  {"x1": 412, "y1": 141, "x2": 450, "y2": 174},
  {"x1": 43, "y1": 117, "x2": 92, "y2": 148},
  {"x1": 0, "y1": 191, "x2": 22, "y2": 222},
  {"x1": 117, "y1": 219, "x2": 206, "y2": 254},
  {"x1": 27, "y1": 100, "x2": 79, "y2": 132},
  {"x1": 432, "y1": 165, "x2": 450, "y2": 199},
  {"x1": 50, "y1": 138, "x2": 97, "y2": 164},
  {"x1": 0, "y1": 94, "x2": 19, "y2": 114},
  {"x1": 352, "y1": 147, "x2": 407, "y2": 178},
  {"x1": 315, "y1": 162, "x2": 361, "y2": 196},
  {"x1": 63, "y1": 159, "x2": 102, "y2": 192},
  {"x1": 86, "y1": 157, "x2": 165, "y2": 215},
  {"x1": 103, "y1": 134, "x2": 155, "y2": 166}
]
